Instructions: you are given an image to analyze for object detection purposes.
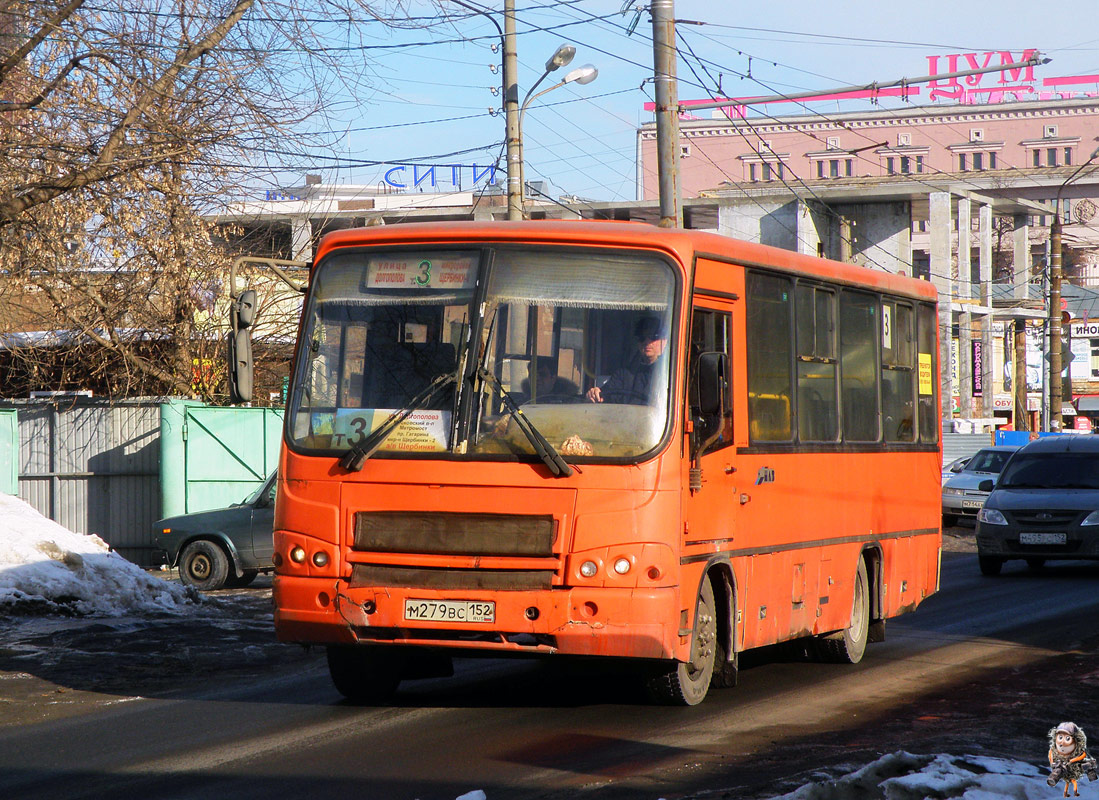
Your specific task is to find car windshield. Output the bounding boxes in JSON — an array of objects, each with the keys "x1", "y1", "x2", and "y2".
[
  {"x1": 287, "y1": 246, "x2": 677, "y2": 462},
  {"x1": 997, "y1": 452, "x2": 1099, "y2": 489},
  {"x1": 963, "y1": 449, "x2": 1013, "y2": 474}
]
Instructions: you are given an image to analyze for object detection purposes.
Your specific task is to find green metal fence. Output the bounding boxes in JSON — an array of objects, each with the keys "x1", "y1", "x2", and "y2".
[
  {"x1": 160, "y1": 399, "x2": 283, "y2": 518},
  {"x1": 0, "y1": 409, "x2": 17, "y2": 495}
]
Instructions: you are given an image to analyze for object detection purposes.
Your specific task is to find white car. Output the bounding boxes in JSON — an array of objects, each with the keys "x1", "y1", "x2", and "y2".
[{"x1": 942, "y1": 446, "x2": 1020, "y2": 527}]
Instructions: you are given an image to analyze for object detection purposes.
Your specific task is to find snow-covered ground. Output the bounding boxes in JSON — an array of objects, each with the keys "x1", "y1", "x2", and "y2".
[
  {"x1": 0, "y1": 493, "x2": 198, "y2": 616},
  {"x1": 0, "y1": 496, "x2": 1066, "y2": 800},
  {"x1": 765, "y1": 751, "x2": 1055, "y2": 800}
]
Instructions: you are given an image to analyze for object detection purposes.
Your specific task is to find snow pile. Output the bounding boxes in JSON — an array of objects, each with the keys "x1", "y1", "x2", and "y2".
[
  {"x1": 0, "y1": 493, "x2": 199, "y2": 616},
  {"x1": 775, "y1": 751, "x2": 1051, "y2": 800}
]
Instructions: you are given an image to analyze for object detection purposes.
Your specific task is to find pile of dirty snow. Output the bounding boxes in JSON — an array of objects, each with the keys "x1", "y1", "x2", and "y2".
[
  {"x1": 771, "y1": 751, "x2": 1051, "y2": 800},
  {"x1": 0, "y1": 493, "x2": 199, "y2": 616}
]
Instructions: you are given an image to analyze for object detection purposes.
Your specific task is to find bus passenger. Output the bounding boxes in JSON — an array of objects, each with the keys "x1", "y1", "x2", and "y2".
[{"x1": 586, "y1": 316, "x2": 667, "y2": 404}]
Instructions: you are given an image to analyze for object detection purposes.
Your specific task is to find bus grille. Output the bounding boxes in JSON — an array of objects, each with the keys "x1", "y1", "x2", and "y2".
[{"x1": 350, "y1": 511, "x2": 558, "y2": 591}]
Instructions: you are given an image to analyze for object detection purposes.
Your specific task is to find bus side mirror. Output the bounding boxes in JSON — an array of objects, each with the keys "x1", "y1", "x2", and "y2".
[
  {"x1": 697, "y1": 352, "x2": 728, "y2": 416},
  {"x1": 228, "y1": 289, "x2": 257, "y2": 404}
]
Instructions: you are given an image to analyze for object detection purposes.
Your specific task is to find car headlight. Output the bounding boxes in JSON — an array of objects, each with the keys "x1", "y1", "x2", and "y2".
[
  {"x1": 943, "y1": 487, "x2": 965, "y2": 496},
  {"x1": 978, "y1": 508, "x2": 1007, "y2": 525},
  {"x1": 1082, "y1": 511, "x2": 1099, "y2": 526}
]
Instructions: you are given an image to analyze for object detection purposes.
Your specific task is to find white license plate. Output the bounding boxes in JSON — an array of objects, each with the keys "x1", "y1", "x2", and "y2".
[
  {"x1": 404, "y1": 599, "x2": 495, "y2": 624},
  {"x1": 962, "y1": 500, "x2": 983, "y2": 509},
  {"x1": 1019, "y1": 532, "x2": 1067, "y2": 545}
]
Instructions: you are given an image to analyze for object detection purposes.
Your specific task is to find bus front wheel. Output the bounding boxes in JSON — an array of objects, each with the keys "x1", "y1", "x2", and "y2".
[
  {"x1": 815, "y1": 558, "x2": 869, "y2": 664},
  {"x1": 326, "y1": 645, "x2": 403, "y2": 704},
  {"x1": 645, "y1": 578, "x2": 716, "y2": 706}
]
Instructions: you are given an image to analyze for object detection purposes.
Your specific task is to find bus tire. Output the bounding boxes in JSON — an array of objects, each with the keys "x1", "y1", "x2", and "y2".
[
  {"x1": 816, "y1": 558, "x2": 869, "y2": 664},
  {"x1": 178, "y1": 539, "x2": 230, "y2": 591},
  {"x1": 326, "y1": 645, "x2": 403, "y2": 704},
  {"x1": 644, "y1": 577, "x2": 716, "y2": 706}
]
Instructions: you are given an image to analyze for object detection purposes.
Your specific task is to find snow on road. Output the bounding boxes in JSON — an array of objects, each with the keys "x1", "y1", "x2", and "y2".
[{"x1": 0, "y1": 493, "x2": 198, "y2": 616}]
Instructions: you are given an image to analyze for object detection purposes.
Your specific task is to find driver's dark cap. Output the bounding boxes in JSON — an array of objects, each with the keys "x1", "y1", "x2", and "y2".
[{"x1": 634, "y1": 316, "x2": 666, "y2": 341}]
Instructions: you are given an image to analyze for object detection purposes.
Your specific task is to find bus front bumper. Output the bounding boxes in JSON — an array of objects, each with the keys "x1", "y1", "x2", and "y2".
[{"x1": 273, "y1": 575, "x2": 683, "y2": 661}]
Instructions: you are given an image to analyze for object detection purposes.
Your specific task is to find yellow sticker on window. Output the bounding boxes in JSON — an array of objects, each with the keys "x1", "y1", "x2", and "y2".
[{"x1": 918, "y1": 352, "x2": 933, "y2": 396}]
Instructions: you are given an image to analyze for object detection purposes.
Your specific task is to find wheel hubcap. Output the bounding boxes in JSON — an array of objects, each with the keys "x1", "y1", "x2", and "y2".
[{"x1": 191, "y1": 555, "x2": 210, "y2": 578}]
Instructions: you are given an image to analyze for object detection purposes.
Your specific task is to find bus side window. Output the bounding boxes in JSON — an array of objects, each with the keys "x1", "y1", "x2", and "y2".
[
  {"x1": 746, "y1": 272, "x2": 794, "y2": 442},
  {"x1": 689, "y1": 307, "x2": 733, "y2": 453}
]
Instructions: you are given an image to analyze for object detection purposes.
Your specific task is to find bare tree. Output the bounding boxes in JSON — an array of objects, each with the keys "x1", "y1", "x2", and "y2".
[{"x1": 0, "y1": 0, "x2": 431, "y2": 400}]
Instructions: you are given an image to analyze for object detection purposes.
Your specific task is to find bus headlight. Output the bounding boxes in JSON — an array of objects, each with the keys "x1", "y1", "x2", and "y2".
[
  {"x1": 613, "y1": 558, "x2": 632, "y2": 575},
  {"x1": 290, "y1": 546, "x2": 307, "y2": 563},
  {"x1": 579, "y1": 560, "x2": 599, "y2": 578}
]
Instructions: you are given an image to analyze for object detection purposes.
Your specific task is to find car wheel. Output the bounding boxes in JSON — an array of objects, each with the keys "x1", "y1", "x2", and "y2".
[
  {"x1": 326, "y1": 646, "x2": 403, "y2": 704},
  {"x1": 178, "y1": 539, "x2": 230, "y2": 591},
  {"x1": 1025, "y1": 558, "x2": 1046, "y2": 571},
  {"x1": 978, "y1": 555, "x2": 1004, "y2": 576},
  {"x1": 942, "y1": 514, "x2": 958, "y2": 528},
  {"x1": 814, "y1": 558, "x2": 869, "y2": 664},
  {"x1": 644, "y1": 577, "x2": 717, "y2": 706}
]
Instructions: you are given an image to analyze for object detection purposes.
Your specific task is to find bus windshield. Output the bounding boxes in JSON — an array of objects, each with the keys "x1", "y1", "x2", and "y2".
[{"x1": 287, "y1": 245, "x2": 677, "y2": 462}]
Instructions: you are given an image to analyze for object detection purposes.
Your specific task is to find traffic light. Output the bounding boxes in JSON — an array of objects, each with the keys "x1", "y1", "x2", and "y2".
[{"x1": 227, "y1": 290, "x2": 256, "y2": 404}]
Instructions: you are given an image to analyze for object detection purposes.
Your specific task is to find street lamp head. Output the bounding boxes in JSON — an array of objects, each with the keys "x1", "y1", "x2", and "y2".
[
  {"x1": 563, "y1": 64, "x2": 598, "y2": 86},
  {"x1": 546, "y1": 44, "x2": 575, "y2": 72}
]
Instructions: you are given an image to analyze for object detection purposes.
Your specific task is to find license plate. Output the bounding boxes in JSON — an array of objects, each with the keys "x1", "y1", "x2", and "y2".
[
  {"x1": 1019, "y1": 532, "x2": 1067, "y2": 545},
  {"x1": 962, "y1": 500, "x2": 983, "y2": 509},
  {"x1": 404, "y1": 599, "x2": 495, "y2": 623}
]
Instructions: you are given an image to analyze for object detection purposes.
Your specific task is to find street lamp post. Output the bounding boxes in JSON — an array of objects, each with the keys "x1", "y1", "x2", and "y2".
[
  {"x1": 1049, "y1": 144, "x2": 1099, "y2": 431},
  {"x1": 516, "y1": 47, "x2": 597, "y2": 214}
]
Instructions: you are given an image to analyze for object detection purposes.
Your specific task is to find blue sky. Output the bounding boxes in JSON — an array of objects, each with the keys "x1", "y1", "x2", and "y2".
[{"x1": 281, "y1": 0, "x2": 1099, "y2": 202}]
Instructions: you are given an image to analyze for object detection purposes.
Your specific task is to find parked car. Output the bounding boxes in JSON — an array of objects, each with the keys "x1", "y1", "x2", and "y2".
[
  {"x1": 154, "y1": 471, "x2": 276, "y2": 590},
  {"x1": 942, "y1": 454, "x2": 973, "y2": 484},
  {"x1": 941, "y1": 446, "x2": 1020, "y2": 527},
  {"x1": 976, "y1": 435, "x2": 1099, "y2": 575}
]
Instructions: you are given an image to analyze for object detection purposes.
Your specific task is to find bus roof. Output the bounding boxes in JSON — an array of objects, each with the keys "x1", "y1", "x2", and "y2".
[{"x1": 313, "y1": 220, "x2": 937, "y2": 302}]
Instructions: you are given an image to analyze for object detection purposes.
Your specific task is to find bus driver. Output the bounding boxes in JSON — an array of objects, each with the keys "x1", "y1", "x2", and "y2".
[{"x1": 586, "y1": 316, "x2": 667, "y2": 405}]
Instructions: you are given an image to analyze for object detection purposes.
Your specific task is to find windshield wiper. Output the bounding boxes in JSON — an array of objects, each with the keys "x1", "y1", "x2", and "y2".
[
  {"x1": 477, "y1": 366, "x2": 574, "y2": 478},
  {"x1": 338, "y1": 373, "x2": 456, "y2": 472}
]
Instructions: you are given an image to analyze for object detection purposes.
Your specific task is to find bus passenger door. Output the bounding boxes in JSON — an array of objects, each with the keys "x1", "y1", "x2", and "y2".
[{"x1": 682, "y1": 303, "x2": 738, "y2": 562}]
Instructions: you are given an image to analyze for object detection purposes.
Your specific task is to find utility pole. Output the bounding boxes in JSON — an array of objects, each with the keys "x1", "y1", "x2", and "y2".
[
  {"x1": 650, "y1": 0, "x2": 681, "y2": 228},
  {"x1": 1049, "y1": 211, "x2": 1064, "y2": 430},
  {"x1": 503, "y1": 0, "x2": 522, "y2": 221},
  {"x1": 1014, "y1": 320, "x2": 1030, "y2": 431}
]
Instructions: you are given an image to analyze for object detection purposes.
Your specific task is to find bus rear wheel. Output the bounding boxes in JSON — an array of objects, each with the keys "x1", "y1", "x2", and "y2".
[
  {"x1": 815, "y1": 558, "x2": 869, "y2": 664},
  {"x1": 645, "y1": 578, "x2": 716, "y2": 706},
  {"x1": 326, "y1": 645, "x2": 403, "y2": 704}
]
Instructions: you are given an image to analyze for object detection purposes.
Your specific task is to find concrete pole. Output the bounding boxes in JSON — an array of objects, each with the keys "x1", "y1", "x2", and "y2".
[
  {"x1": 504, "y1": 0, "x2": 522, "y2": 221},
  {"x1": 651, "y1": 0, "x2": 681, "y2": 228},
  {"x1": 1049, "y1": 211, "x2": 1064, "y2": 430},
  {"x1": 929, "y1": 192, "x2": 954, "y2": 427},
  {"x1": 979, "y1": 204, "x2": 995, "y2": 418},
  {"x1": 957, "y1": 199, "x2": 972, "y2": 418}
]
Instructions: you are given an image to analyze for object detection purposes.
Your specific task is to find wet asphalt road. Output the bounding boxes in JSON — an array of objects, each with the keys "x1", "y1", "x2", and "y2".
[{"x1": 1, "y1": 544, "x2": 1098, "y2": 800}]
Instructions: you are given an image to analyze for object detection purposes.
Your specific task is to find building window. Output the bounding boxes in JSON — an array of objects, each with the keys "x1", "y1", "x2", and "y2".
[
  {"x1": 916, "y1": 155, "x2": 924, "y2": 173},
  {"x1": 777, "y1": 163, "x2": 784, "y2": 180},
  {"x1": 989, "y1": 152, "x2": 997, "y2": 170},
  {"x1": 829, "y1": 159, "x2": 839, "y2": 178},
  {"x1": 1066, "y1": 148, "x2": 1073, "y2": 166},
  {"x1": 973, "y1": 152, "x2": 984, "y2": 171},
  {"x1": 749, "y1": 163, "x2": 757, "y2": 182},
  {"x1": 763, "y1": 162, "x2": 772, "y2": 181},
  {"x1": 845, "y1": 159, "x2": 853, "y2": 177},
  {"x1": 886, "y1": 157, "x2": 895, "y2": 175},
  {"x1": 959, "y1": 153, "x2": 968, "y2": 172},
  {"x1": 1048, "y1": 148, "x2": 1058, "y2": 167},
  {"x1": 681, "y1": 144, "x2": 691, "y2": 158},
  {"x1": 898, "y1": 133, "x2": 911, "y2": 146},
  {"x1": 1045, "y1": 124, "x2": 1059, "y2": 138},
  {"x1": 1034, "y1": 150, "x2": 1041, "y2": 167},
  {"x1": 817, "y1": 161, "x2": 824, "y2": 179},
  {"x1": 970, "y1": 129, "x2": 984, "y2": 142},
  {"x1": 900, "y1": 156, "x2": 911, "y2": 174},
  {"x1": 826, "y1": 136, "x2": 840, "y2": 149}
]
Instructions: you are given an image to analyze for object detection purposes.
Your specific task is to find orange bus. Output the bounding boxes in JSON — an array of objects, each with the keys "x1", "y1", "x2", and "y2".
[{"x1": 265, "y1": 220, "x2": 941, "y2": 705}]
